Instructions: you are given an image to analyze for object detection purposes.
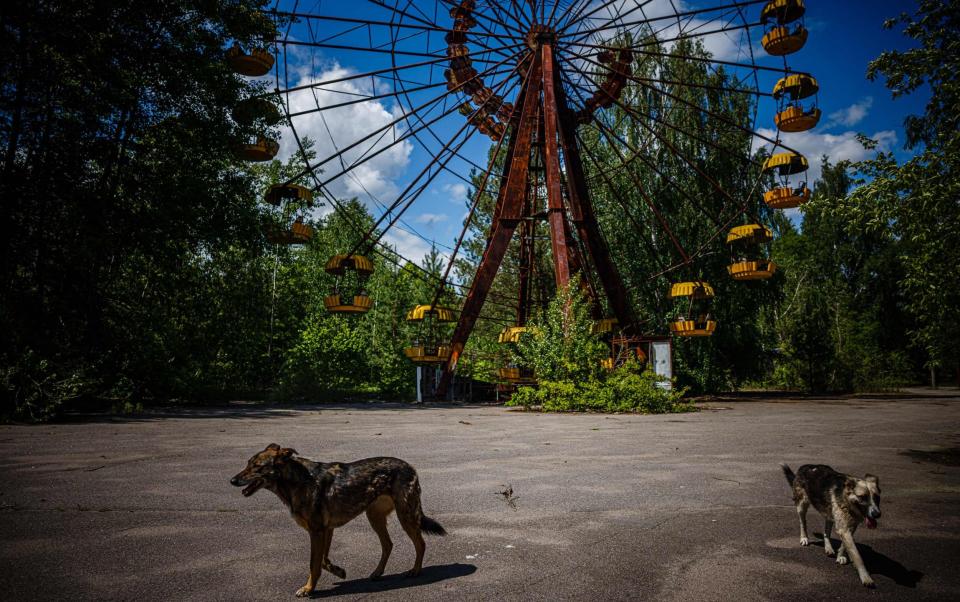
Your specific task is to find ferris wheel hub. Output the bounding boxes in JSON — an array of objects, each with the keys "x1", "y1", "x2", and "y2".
[{"x1": 525, "y1": 25, "x2": 557, "y2": 50}]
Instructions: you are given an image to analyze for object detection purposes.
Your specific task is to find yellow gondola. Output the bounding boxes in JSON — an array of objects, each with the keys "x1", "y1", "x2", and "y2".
[
  {"x1": 497, "y1": 326, "x2": 528, "y2": 343},
  {"x1": 403, "y1": 343, "x2": 452, "y2": 364},
  {"x1": 760, "y1": 1, "x2": 807, "y2": 57},
  {"x1": 324, "y1": 254, "x2": 374, "y2": 314},
  {"x1": 668, "y1": 281, "x2": 716, "y2": 337},
  {"x1": 762, "y1": 151, "x2": 809, "y2": 176},
  {"x1": 235, "y1": 136, "x2": 279, "y2": 162},
  {"x1": 266, "y1": 220, "x2": 313, "y2": 246},
  {"x1": 775, "y1": 104, "x2": 820, "y2": 132},
  {"x1": 407, "y1": 304, "x2": 456, "y2": 322},
  {"x1": 226, "y1": 44, "x2": 275, "y2": 77},
  {"x1": 762, "y1": 151, "x2": 810, "y2": 210},
  {"x1": 265, "y1": 183, "x2": 313, "y2": 207},
  {"x1": 726, "y1": 225, "x2": 777, "y2": 281},
  {"x1": 760, "y1": 0, "x2": 805, "y2": 25},
  {"x1": 323, "y1": 294, "x2": 373, "y2": 313},
  {"x1": 773, "y1": 74, "x2": 821, "y2": 132},
  {"x1": 763, "y1": 184, "x2": 811, "y2": 209},
  {"x1": 669, "y1": 319, "x2": 717, "y2": 337},
  {"x1": 498, "y1": 366, "x2": 535, "y2": 384},
  {"x1": 591, "y1": 318, "x2": 618, "y2": 335},
  {"x1": 324, "y1": 254, "x2": 375, "y2": 276},
  {"x1": 404, "y1": 305, "x2": 455, "y2": 364},
  {"x1": 232, "y1": 97, "x2": 282, "y2": 126},
  {"x1": 762, "y1": 25, "x2": 808, "y2": 56},
  {"x1": 669, "y1": 281, "x2": 715, "y2": 299}
]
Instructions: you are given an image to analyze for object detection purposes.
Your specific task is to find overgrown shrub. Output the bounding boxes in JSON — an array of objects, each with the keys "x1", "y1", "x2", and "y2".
[
  {"x1": 512, "y1": 285, "x2": 608, "y2": 382},
  {"x1": 507, "y1": 287, "x2": 692, "y2": 414},
  {"x1": 507, "y1": 361, "x2": 692, "y2": 413}
]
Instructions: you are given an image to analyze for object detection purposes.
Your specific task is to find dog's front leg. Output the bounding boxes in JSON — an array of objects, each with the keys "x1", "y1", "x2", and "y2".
[
  {"x1": 797, "y1": 500, "x2": 810, "y2": 546},
  {"x1": 838, "y1": 529, "x2": 874, "y2": 588},
  {"x1": 835, "y1": 522, "x2": 853, "y2": 565},
  {"x1": 321, "y1": 528, "x2": 345, "y2": 579},
  {"x1": 295, "y1": 532, "x2": 326, "y2": 597},
  {"x1": 823, "y1": 519, "x2": 835, "y2": 556}
]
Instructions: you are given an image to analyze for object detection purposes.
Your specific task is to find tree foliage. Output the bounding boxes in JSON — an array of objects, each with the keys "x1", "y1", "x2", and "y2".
[{"x1": 832, "y1": 0, "x2": 960, "y2": 383}]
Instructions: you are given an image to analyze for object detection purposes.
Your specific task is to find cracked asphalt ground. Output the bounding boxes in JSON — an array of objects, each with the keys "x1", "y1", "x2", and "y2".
[{"x1": 2, "y1": 395, "x2": 959, "y2": 601}]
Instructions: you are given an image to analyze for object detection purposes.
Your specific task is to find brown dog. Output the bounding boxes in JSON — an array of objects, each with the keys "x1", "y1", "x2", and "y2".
[
  {"x1": 782, "y1": 463, "x2": 882, "y2": 587},
  {"x1": 231, "y1": 444, "x2": 446, "y2": 597}
]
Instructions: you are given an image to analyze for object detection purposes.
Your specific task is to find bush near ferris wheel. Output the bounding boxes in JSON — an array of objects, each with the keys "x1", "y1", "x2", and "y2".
[{"x1": 505, "y1": 287, "x2": 691, "y2": 414}]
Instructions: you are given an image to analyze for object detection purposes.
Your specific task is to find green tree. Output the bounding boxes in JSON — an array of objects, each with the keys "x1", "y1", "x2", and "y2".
[
  {"x1": 834, "y1": 0, "x2": 960, "y2": 386},
  {"x1": 1, "y1": 0, "x2": 277, "y2": 417},
  {"x1": 770, "y1": 160, "x2": 913, "y2": 392}
]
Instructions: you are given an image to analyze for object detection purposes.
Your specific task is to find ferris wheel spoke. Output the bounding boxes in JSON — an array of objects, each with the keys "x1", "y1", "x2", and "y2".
[
  {"x1": 284, "y1": 67, "x2": 514, "y2": 119},
  {"x1": 554, "y1": 0, "x2": 592, "y2": 31},
  {"x1": 559, "y1": 53, "x2": 763, "y2": 172},
  {"x1": 365, "y1": 0, "x2": 441, "y2": 30},
  {"x1": 278, "y1": 37, "x2": 466, "y2": 58},
  {"x1": 576, "y1": 138, "x2": 672, "y2": 274},
  {"x1": 560, "y1": 0, "x2": 767, "y2": 43},
  {"x1": 572, "y1": 102, "x2": 726, "y2": 242},
  {"x1": 285, "y1": 46, "x2": 525, "y2": 188},
  {"x1": 272, "y1": 9, "x2": 525, "y2": 40},
  {"x1": 598, "y1": 44, "x2": 803, "y2": 76},
  {"x1": 317, "y1": 193, "x2": 520, "y2": 314},
  {"x1": 350, "y1": 55, "x2": 528, "y2": 255},
  {"x1": 564, "y1": 65, "x2": 748, "y2": 227},
  {"x1": 560, "y1": 68, "x2": 729, "y2": 231},
  {"x1": 556, "y1": 76, "x2": 692, "y2": 262},
  {"x1": 578, "y1": 118, "x2": 691, "y2": 263},
  {"x1": 360, "y1": 124, "x2": 488, "y2": 260},
  {"x1": 561, "y1": 18, "x2": 763, "y2": 59},
  {"x1": 270, "y1": 55, "x2": 470, "y2": 97},
  {"x1": 561, "y1": 0, "x2": 656, "y2": 37},
  {"x1": 564, "y1": 49, "x2": 794, "y2": 154}
]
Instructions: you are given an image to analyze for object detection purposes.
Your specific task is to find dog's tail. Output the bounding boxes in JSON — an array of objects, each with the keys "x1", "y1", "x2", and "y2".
[
  {"x1": 420, "y1": 515, "x2": 447, "y2": 536},
  {"x1": 780, "y1": 463, "x2": 796, "y2": 486}
]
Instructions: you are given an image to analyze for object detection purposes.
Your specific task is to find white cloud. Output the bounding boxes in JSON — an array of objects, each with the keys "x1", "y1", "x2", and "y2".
[
  {"x1": 415, "y1": 213, "x2": 448, "y2": 226},
  {"x1": 442, "y1": 182, "x2": 469, "y2": 204},
  {"x1": 278, "y1": 64, "x2": 413, "y2": 203},
  {"x1": 381, "y1": 227, "x2": 449, "y2": 266},
  {"x1": 754, "y1": 127, "x2": 898, "y2": 184},
  {"x1": 583, "y1": 0, "x2": 750, "y2": 62},
  {"x1": 824, "y1": 97, "x2": 874, "y2": 129}
]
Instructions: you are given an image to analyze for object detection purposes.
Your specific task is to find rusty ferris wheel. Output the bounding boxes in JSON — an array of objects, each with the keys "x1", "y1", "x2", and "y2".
[{"x1": 228, "y1": 0, "x2": 819, "y2": 397}]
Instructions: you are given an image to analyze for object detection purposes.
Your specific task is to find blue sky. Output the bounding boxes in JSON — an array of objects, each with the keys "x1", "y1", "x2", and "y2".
[{"x1": 272, "y1": 1, "x2": 929, "y2": 264}]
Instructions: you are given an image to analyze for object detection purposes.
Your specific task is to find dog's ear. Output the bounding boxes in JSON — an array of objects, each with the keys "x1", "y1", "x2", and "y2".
[
  {"x1": 276, "y1": 447, "x2": 297, "y2": 462},
  {"x1": 266, "y1": 443, "x2": 281, "y2": 451},
  {"x1": 864, "y1": 474, "x2": 879, "y2": 486}
]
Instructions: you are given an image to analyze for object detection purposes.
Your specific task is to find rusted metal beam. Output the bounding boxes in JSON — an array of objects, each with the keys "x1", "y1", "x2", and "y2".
[
  {"x1": 517, "y1": 187, "x2": 532, "y2": 326},
  {"x1": 437, "y1": 52, "x2": 544, "y2": 398},
  {"x1": 540, "y1": 43, "x2": 572, "y2": 289},
  {"x1": 550, "y1": 55, "x2": 636, "y2": 329}
]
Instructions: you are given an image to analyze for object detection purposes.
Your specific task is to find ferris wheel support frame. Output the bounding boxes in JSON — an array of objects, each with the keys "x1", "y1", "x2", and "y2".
[{"x1": 437, "y1": 37, "x2": 634, "y2": 398}]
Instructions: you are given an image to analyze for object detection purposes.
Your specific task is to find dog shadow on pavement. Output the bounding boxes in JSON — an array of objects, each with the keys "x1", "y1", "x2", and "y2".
[
  {"x1": 314, "y1": 563, "x2": 477, "y2": 597},
  {"x1": 814, "y1": 534, "x2": 923, "y2": 588}
]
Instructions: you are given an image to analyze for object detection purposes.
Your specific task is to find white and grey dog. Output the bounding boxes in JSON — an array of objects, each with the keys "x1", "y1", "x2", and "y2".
[{"x1": 781, "y1": 463, "x2": 882, "y2": 587}]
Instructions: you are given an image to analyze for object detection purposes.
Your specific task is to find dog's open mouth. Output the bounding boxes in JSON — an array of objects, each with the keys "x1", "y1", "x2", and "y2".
[
  {"x1": 866, "y1": 517, "x2": 878, "y2": 529},
  {"x1": 242, "y1": 480, "x2": 263, "y2": 497}
]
